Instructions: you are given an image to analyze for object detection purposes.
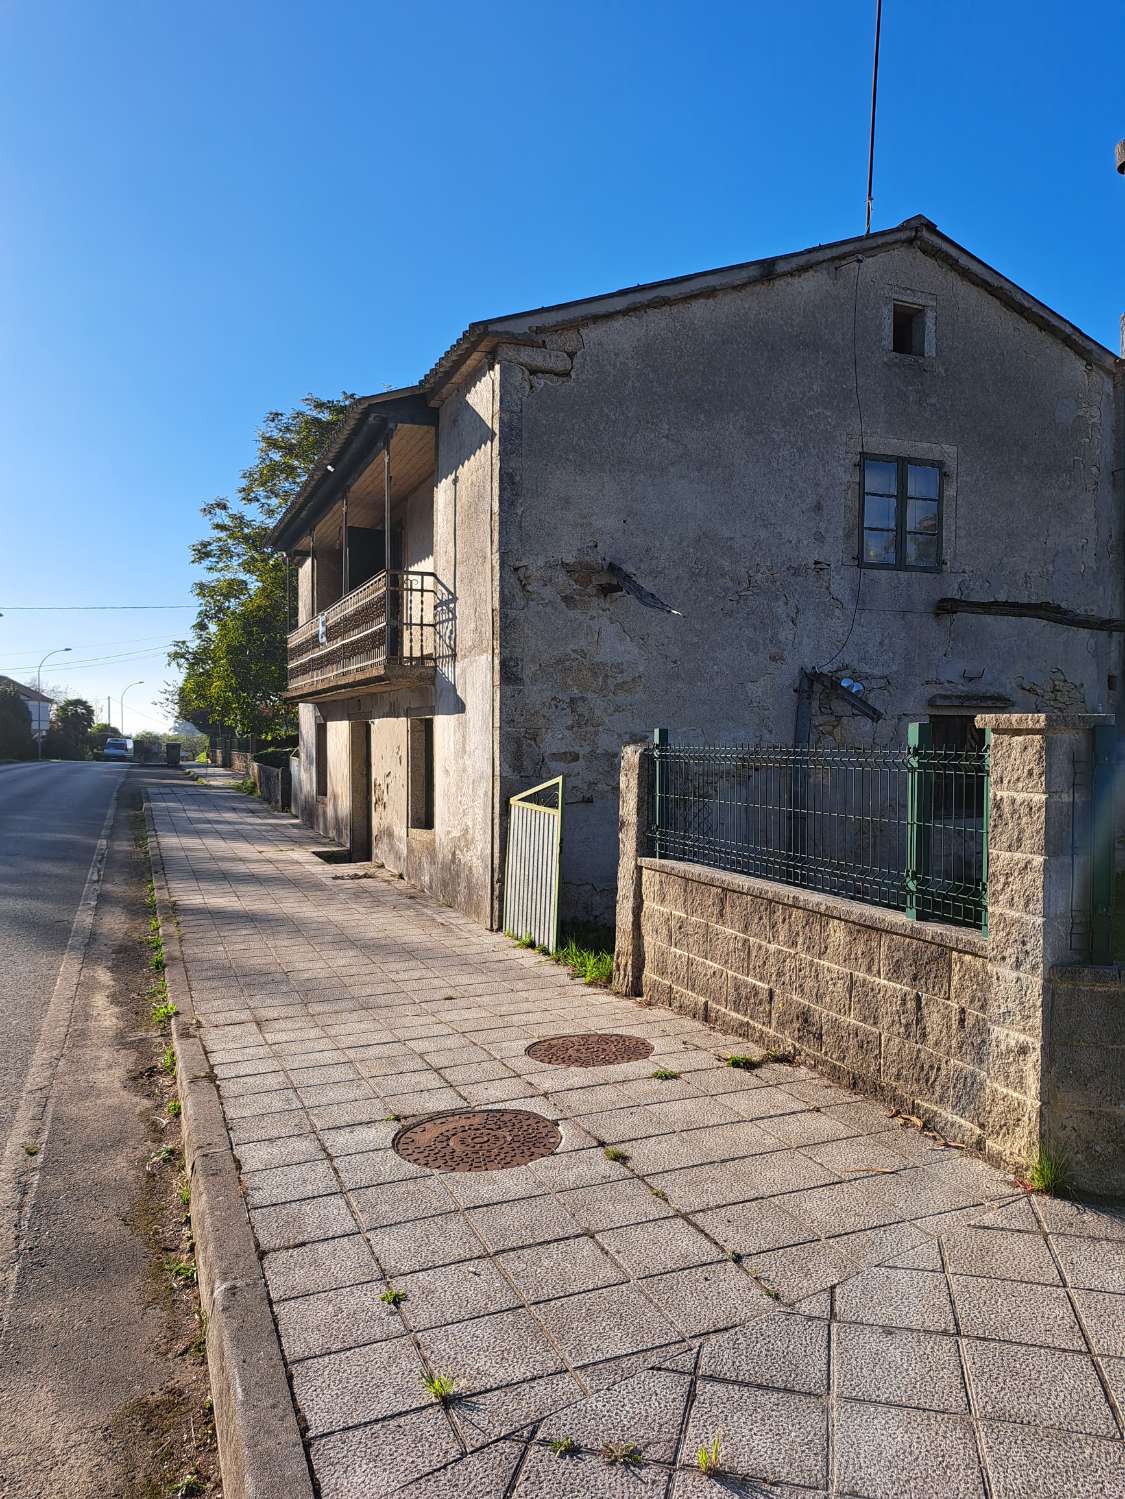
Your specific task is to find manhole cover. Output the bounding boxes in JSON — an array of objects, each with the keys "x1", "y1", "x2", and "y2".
[
  {"x1": 525, "y1": 1033, "x2": 654, "y2": 1067},
  {"x1": 393, "y1": 1109, "x2": 562, "y2": 1172}
]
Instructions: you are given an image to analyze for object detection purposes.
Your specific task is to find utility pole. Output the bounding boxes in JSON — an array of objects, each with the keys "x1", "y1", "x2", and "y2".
[{"x1": 36, "y1": 647, "x2": 71, "y2": 759}]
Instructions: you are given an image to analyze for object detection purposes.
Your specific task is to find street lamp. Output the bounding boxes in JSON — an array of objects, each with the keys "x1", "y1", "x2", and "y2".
[
  {"x1": 36, "y1": 647, "x2": 71, "y2": 759},
  {"x1": 120, "y1": 680, "x2": 144, "y2": 740}
]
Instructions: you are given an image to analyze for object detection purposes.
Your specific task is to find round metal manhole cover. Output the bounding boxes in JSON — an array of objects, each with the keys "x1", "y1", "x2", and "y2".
[
  {"x1": 525, "y1": 1033, "x2": 655, "y2": 1068},
  {"x1": 393, "y1": 1109, "x2": 562, "y2": 1172}
]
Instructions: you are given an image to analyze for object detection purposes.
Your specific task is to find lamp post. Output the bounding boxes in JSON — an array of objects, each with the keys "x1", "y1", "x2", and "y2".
[
  {"x1": 120, "y1": 681, "x2": 144, "y2": 741},
  {"x1": 36, "y1": 647, "x2": 71, "y2": 759}
]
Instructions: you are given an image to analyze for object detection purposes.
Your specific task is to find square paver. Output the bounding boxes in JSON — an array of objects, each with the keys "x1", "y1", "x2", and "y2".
[
  {"x1": 466, "y1": 1196, "x2": 582, "y2": 1253},
  {"x1": 640, "y1": 1261, "x2": 774, "y2": 1337},
  {"x1": 835, "y1": 1266, "x2": 956, "y2": 1333},
  {"x1": 834, "y1": 1401, "x2": 984, "y2": 1499},
  {"x1": 598, "y1": 1216, "x2": 722, "y2": 1276},
  {"x1": 416, "y1": 1306, "x2": 566, "y2": 1394},
  {"x1": 950, "y1": 1275, "x2": 1085, "y2": 1350},
  {"x1": 981, "y1": 1420, "x2": 1125, "y2": 1499},
  {"x1": 396, "y1": 1258, "x2": 521, "y2": 1331},
  {"x1": 351, "y1": 1178, "x2": 457, "y2": 1229},
  {"x1": 263, "y1": 1234, "x2": 380, "y2": 1302},
  {"x1": 535, "y1": 1283, "x2": 684, "y2": 1366},
  {"x1": 964, "y1": 1340, "x2": 1118, "y2": 1437},
  {"x1": 683, "y1": 1379, "x2": 827, "y2": 1487},
  {"x1": 243, "y1": 1159, "x2": 340, "y2": 1208},
  {"x1": 275, "y1": 1280, "x2": 409, "y2": 1361},
  {"x1": 249, "y1": 1194, "x2": 357, "y2": 1253},
  {"x1": 699, "y1": 1310, "x2": 829, "y2": 1393},
  {"x1": 942, "y1": 1226, "x2": 1061, "y2": 1285},
  {"x1": 1052, "y1": 1234, "x2": 1125, "y2": 1294},
  {"x1": 498, "y1": 1235, "x2": 627, "y2": 1299},
  {"x1": 1071, "y1": 1290, "x2": 1125, "y2": 1358},
  {"x1": 292, "y1": 1334, "x2": 427, "y2": 1434},
  {"x1": 558, "y1": 1180, "x2": 675, "y2": 1233},
  {"x1": 690, "y1": 1198, "x2": 813, "y2": 1257},
  {"x1": 511, "y1": 1445, "x2": 671, "y2": 1497},
  {"x1": 536, "y1": 1366, "x2": 691, "y2": 1463},
  {"x1": 835, "y1": 1322, "x2": 968, "y2": 1412},
  {"x1": 309, "y1": 1406, "x2": 463, "y2": 1499}
]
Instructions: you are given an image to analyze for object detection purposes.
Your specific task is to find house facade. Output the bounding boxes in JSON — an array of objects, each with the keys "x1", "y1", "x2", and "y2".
[
  {"x1": 0, "y1": 675, "x2": 54, "y2": 743},
  {"x1": 269, "y1": 215, "x2": 1123, "y2": 931}
]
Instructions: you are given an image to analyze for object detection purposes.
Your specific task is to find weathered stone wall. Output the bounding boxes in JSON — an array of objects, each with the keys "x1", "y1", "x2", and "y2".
[{"x1": 616, "y1": 715, "x2": 1118, "y2": 1185}]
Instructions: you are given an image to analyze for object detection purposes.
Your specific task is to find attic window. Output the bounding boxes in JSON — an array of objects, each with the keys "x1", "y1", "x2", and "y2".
[{"x1": 892, "y1": 302, "x2": 927, "y2": 356}]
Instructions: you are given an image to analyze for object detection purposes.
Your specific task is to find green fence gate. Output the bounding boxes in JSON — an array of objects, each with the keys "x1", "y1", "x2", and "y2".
[{"x1": 503, "y1": 776, "x2": 564, "y2": 952}]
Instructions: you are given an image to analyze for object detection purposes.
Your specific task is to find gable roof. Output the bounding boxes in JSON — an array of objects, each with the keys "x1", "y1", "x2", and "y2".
[
  {"x1": 270, "y1": 215, "x2": 1119, "y2": 550},
  {"x1": 0, "y1": 674, "x2": 53, "y2": 703}
]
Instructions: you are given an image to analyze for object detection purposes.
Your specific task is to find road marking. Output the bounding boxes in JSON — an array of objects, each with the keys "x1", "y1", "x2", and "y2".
[{"x1": 0, "y1": 779, "x2": 121, "y2": 1347}]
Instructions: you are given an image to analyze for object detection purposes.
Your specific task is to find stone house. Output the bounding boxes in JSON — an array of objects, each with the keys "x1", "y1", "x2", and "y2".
[{"x1": 268, "y1": 214, "x2": 1122, "y2": 932}]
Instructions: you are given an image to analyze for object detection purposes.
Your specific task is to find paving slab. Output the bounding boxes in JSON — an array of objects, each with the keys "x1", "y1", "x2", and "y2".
[{"x1": 147, "y1": 783, "x2": 1125, "y2": 1498}]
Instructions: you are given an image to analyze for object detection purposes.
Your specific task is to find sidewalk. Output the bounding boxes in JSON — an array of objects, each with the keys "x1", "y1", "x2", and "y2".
[{"x1": 147, "y1": 782, "x2": 1125, "y2": 1498}]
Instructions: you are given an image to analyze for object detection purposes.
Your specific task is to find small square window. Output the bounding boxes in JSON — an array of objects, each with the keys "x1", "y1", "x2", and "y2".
[
  {"x1": 861, "y1": 456, "x2": 942, "y2": 571},
  {"x1": 892, "y1": 302, "x2": 927, "y2": 356}
]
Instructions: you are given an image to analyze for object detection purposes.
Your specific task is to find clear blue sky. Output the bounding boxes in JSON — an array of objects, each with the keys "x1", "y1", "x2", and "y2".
[{"x1": 1, "y1": 1, "x2": 1122, "y2": 732}]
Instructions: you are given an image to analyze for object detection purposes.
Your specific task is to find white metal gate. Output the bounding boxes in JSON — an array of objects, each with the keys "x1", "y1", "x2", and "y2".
[{"x1": 502, "y1": 776, "x2": 564, "y2": 951}]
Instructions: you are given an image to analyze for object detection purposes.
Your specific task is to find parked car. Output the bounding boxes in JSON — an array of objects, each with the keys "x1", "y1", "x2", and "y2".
[{"x1": 102, "y1": 736, "x2": 134, "y2": 761}]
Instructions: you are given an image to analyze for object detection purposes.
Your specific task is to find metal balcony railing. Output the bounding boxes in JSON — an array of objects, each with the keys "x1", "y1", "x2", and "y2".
[{"x1": 288, "y1": 570, "x2": 438, "y2": 697}]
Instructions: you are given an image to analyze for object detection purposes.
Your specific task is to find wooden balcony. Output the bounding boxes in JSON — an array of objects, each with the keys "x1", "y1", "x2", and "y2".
[{"x1": 286, "y1": 570, "x2": 439, "y2": 702}]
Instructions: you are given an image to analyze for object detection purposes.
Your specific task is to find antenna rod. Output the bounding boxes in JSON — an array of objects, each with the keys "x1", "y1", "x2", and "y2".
[{"x1": 865, "y1": 0, "x2": 883, "y2": 234}]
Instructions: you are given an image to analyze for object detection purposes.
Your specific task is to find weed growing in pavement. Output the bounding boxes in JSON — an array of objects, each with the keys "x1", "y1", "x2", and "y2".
[
  {"x1": 1025, "y1": 1147, "x2": 1072, "y2": 1197},
  {"x1": 23, "y1": 1143, "x2": 38, "y2": 1156},
  {"x1": 696, "y1": 1432, "x2": 723, "y2": 1476},
  {"x1": 165, "y1": 1257, "x2": 197, "y2": 1285},
  {"x1": 726, "y1": 1054, "x2": 764, "y2": 1070},
  {"x1": 514, "y1": 933, "x2": 537, "y2": 949},
  {"x1": 603, "y1": 1146, "x2": 630, "y2": 1164},
  {"x1": 553, "y1": 927, "x2": 614, "y2": 986},
  {"x1": 649, "y1": 1187, "x2": 669, "y2": 1202},
  {"x1": 146, "y1": 914, "x2": 166, "y2": 972},
  {"x1": 547, "y1": 1437, "x2": 576, "y2": 1457},
  {"x1": 652, "y1": 1068, "x2": 680, "y2": 1081},
  {"x1": 385, "y1": 1113, "x2": 401, "y2": 1123},
  {"x1": 422, "y1": 1371, "x2": 457, "y2": 1404},
  {"x1": 232, "y1": 776, "x2": 259, "y2": 797},
  {"x1": 153, "y1": 1144, "x2": 176, "y2": 1165},
  {"x1": 178, "y1": 1178, "x2": 191, "y2": 1208},
  {"x1": 379, "y1": 1288, "x2": 408, "y2": 1307},
  {"x1": 161, "y1": 1044, "x2": 176, "y2": 1075},
  {"x1": 166, "y1": 1099, "x2": 182, "y2": 1118},
  {"x1": 152, "y1": 991, "x2": 178, "y2": 1025},
  {"x1": 171, "y1": 1472, "x2": 205, "y2": 1498},
  {"x1": 600, "y1": 1442, "x2": 643, "y2": 1468}
]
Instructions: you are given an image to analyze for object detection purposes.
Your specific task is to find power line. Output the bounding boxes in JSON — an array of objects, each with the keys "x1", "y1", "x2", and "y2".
[
  {"x1": 0, "y1": 632, "x2": 178, "y2": 659},
  {"x1": 0, "y1": 645, "x2": 175, "y2": 674},
  {"x1": 0, "y1": 604, "x2": 194, "y2": 612}
]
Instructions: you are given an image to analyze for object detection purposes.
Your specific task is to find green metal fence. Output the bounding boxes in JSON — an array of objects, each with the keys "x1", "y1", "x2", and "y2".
[
  {"x1": 649, "y1": 725, "x2": 990, "y2": 931},
  {"x1": 503, "y1": 776, "x2": 564, "y2": 951}
]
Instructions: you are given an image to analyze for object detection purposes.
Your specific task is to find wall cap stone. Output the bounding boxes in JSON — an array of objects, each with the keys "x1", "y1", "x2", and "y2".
[
  {"x1": 1051, "y1": 963, "x2": 1125, "y2": 986},
  {"x1": 639, "y1": 857, "x2": 989, "y2": 957},
  {"x1": 975, "y1": 713, "x2": 1113, "y2": 734}
]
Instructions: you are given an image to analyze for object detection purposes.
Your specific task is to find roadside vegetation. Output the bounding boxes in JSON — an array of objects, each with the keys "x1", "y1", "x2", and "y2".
[{"x1": 508, "y1": 922, "x2": 615, "y2": 986}]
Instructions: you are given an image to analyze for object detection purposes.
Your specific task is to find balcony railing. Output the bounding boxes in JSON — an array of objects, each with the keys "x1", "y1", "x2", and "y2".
[{"x1": 287, "y1": 570, "x2": 439, "y2": 698}]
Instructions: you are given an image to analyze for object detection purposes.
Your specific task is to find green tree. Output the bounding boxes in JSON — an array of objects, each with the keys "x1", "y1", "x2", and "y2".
[
  {"x1": 169, "y1": 393, "x2": 354, "y2": 740},
  {"x1": 0, "y1": 687, "x2": 35, "y2": 760},
  {"x1": 45, "y1": 698, "x2": 96, "y2": 759}
]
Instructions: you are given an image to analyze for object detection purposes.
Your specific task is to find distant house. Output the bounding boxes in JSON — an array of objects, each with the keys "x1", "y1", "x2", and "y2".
[
  {"x1": 268, "y1": 214, "x2": 1123, "y2": 930},
  {"x1": 0, "y1": 675, "x2": 54, "y2": 742}
]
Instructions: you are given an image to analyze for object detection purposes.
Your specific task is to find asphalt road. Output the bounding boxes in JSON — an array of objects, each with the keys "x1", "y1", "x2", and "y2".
[{"x1": 0, "y1": 760, "x2": 127, "y2": 1156}]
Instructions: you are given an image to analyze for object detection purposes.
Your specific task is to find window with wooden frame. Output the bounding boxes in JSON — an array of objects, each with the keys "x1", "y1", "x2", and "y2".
[{"x1": 860, "y1": 456, "x2": 942, "y2": 571}]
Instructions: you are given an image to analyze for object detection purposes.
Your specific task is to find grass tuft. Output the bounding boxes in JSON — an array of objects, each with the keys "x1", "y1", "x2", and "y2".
[
  {"x1": 547, "y1": 1436, "x2": 576, "y2": 1457},
  {"x1": 726, "y1": 1054, "x2": 764, "y2": 1070},
  {"x1": 600, "y1": 1441, "x2": 643, "y2": 1468},
  {"x1": 165, "y1": 1257, "x2": 197, "y2": 1285},
  {"x1": 380, "y1": 1287, "x2": 408, "y2": 1307},
  {"x1": 422, "y1": 1370, "x2": 457, "y2": 1403},
  {"x1": 1025, "y1": 1147, "x2": 1072, "y2": 1197},
  {"x1": 696, "y1": 1432, "x2": 723, "y2": 1476},
  {"x1": 166, "y1": 1099, "x2": 182, "y2": 1118},
  {"x1": 161, "y1": 1044, "x2": 177, "y2": 1075},
  {"x1": 652, "y1": 1068, "x2": 680, "y2": 1081},
  {"x1": 603, "y1": 1146, "x2": 630, "y2": 1164}
]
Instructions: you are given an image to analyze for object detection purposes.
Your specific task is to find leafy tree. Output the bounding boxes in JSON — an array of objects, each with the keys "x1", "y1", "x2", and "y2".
[
  {"x1": 44, "y1": 698, "x2": 96, "y2": 759},
  {"x1": 0, "y1": 687, "x2": 35, "y2": 760},
  {"x1": 169, "y1": 393, "x2": 354, "y2": 740}
]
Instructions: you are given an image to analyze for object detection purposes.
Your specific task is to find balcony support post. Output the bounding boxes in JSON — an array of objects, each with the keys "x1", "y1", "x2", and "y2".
[{"x1": 341, "y1": 487, "x2": 349, "y2": 597}]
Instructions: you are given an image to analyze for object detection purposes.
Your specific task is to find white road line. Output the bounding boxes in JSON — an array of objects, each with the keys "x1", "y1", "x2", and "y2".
[{"x1": 0, "y1": 779, "x2": 121, "y2": 1347}]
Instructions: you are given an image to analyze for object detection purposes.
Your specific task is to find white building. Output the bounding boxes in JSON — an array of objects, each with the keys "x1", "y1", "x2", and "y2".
[{"x1": 0, "y1": 675, "x2": 55, "y2": 741}]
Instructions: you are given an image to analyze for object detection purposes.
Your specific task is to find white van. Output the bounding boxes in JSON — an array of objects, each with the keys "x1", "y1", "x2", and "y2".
[{"x1": 102, "y1": 737, "x2": 134, "y2": 762}]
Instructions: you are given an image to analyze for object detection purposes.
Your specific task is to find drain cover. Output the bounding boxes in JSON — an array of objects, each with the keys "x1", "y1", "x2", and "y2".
[
  {"x1": 393, "y1": 1109, "x2": 561, "y2": 1172},
  {"x1": 525, "y1": 1033, "x2": 654, "y2": 1067}
]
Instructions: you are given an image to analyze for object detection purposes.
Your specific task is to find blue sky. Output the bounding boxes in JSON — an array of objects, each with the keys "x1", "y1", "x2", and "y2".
[{"x1": 1, "y1": 1, "x2": 1122, "y2": 731}]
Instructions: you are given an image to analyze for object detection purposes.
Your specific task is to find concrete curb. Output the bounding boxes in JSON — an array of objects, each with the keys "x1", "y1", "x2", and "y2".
[{"x1": 143, "y1": 798, "x2": 315, "y2": 1499}]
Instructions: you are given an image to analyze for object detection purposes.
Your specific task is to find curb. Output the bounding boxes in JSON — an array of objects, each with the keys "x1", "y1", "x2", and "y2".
[{"x1": 144, "y1": 797, "x2": 315, "y2": 1499}]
